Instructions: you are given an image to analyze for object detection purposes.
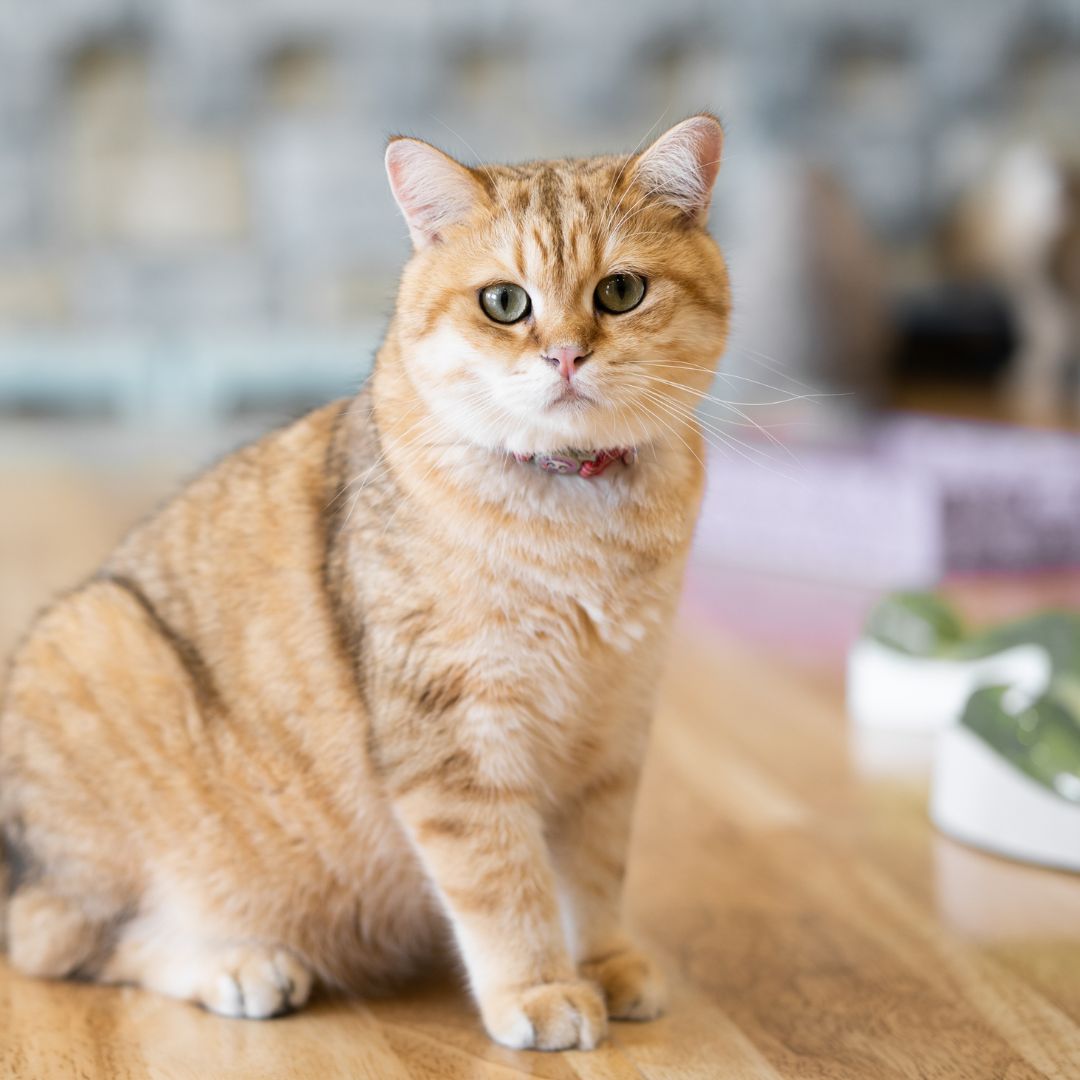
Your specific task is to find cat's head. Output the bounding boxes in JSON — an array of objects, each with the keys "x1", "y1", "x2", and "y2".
[{"x1": 384, "y1": 116, "x2": 729, "y2": 457}]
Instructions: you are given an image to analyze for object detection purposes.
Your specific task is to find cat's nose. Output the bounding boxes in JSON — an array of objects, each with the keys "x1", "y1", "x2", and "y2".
[{"x1": 542, "y1": 345, "x2": 592, "y2": 382}]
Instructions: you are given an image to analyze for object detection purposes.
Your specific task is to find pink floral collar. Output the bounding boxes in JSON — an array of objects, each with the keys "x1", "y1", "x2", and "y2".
[{"x1": 512, "y1": 447, "x2": 637, "y2": 478}]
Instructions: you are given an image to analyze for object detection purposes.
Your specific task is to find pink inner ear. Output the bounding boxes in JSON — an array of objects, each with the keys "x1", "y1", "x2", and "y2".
[
  {"x1": 635, "y1": 115, "x2": 723, "y2": 222},
  {"x1": 693, "y1": 121, "x2": 722, "y2": 197},
  {"x1": 386, "y1": 158, "x2": 441, "y2": 241},
  {"x1": 385, "y1": 139, "x2": 479, "y2": 248}
]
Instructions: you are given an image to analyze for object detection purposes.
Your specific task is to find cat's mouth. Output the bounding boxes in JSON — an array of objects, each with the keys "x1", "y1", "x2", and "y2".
[{"x1": 547, "y1": 385, "x2": 596, "y2": 410}]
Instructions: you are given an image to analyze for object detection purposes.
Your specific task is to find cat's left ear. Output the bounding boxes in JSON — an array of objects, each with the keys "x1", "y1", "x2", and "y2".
[
  {"x1": 385, "y1": 137, "x2": 486, "y2": 249},
  {"x1": 630, "y1": 114, "x2": 724, "y2": 225}
]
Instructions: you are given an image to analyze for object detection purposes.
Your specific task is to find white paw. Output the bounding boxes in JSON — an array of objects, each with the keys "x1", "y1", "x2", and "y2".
[
  {"x1": 198, "y1": 946, "x2": 313, "y2": 1019},
  {"x1": 482, "y1": 980, "x2": 608, "y2": 1051}
]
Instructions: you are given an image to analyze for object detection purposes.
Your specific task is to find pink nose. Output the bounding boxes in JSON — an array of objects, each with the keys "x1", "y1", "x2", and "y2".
[{"x1": 543, "y1": 345, "x2": 592, "y2": 382}]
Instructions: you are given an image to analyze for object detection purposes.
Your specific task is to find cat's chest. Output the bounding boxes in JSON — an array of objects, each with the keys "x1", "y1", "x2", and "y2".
[
  {"x1": 444, "y1": 587, "x2": 665, "y2": 798},
  {"x1": 435, "y1": 565, "x2": 669, "y2": 719},
  {"x1": 514, "y1": 574, "x2": 668, "y2": 658},
  {"x1": 354, "y1": 510, "x2": 683, "y2": 800}
]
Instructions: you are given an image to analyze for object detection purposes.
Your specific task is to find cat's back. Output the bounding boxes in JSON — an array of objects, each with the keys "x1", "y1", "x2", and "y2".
[{"x1": 110, "y1": 396, "x2": 348, "y2": 589}]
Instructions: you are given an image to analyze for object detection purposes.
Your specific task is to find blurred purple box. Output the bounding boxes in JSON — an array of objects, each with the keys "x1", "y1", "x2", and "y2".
[{"x1": 693, "y1": 413, "x2": 1080, "y2": 586}]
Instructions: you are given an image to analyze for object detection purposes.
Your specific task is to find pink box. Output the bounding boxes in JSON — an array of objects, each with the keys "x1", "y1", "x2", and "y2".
[{"x1": 693, "y1": 414, "x2": 1080, "y2": 586}]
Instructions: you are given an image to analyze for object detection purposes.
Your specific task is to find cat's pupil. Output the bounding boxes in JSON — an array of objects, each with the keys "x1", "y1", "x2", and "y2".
[
  {"x1": 499, "y1": 288, "x2": 509, "y2": 311},
  {"x1": 613, "y1": 276, "x2": 626, "y2": 300}
]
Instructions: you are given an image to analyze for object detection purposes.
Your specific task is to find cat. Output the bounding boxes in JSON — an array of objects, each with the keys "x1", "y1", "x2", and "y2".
[{"x1": 0, "y1": 115, "x2": 729, "y2": 1052}]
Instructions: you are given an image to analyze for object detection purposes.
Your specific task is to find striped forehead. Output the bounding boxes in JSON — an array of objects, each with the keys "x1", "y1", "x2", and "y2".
[{"x1": 493, "y1": 160, "x2": 617, "y2": 298}]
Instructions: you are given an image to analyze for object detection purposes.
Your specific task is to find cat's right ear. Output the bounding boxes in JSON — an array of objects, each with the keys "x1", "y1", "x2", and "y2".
[{"x1": 385, "y1": 137, "x2": 486, "y2": 249}]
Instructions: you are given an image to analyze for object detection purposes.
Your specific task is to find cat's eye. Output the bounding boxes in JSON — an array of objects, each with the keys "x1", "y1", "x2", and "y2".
[
  {"x1": 595, "y1": 272, "x2": 646, "y2": 314},
  {"x1": 480, "y1": 283, "x2": 531, "y2": 324}
]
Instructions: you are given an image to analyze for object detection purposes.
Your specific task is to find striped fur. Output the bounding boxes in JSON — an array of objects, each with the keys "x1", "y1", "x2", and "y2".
[{"x1": 0, "y1": 117, "x2": 729, "y2": 1051}]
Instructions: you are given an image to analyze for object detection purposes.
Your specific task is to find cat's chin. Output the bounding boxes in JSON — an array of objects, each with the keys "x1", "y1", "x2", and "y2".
[{"x1": 501, "y1": 432, "x2": 629, "y2": 458}]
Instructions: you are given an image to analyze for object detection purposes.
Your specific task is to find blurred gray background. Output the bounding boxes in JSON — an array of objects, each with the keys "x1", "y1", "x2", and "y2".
[
  {"x1": 3, "y1": 0, "x2": 1080, "y2": 668},
  {"x1": 2, "y1": 0, "x2": 1080, "y2": 428}
]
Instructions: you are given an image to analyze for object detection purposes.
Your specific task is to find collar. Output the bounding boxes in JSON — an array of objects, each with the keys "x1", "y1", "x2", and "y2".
[{"x1": 512, "y1": 446, "x2": 637, "y2": 478}]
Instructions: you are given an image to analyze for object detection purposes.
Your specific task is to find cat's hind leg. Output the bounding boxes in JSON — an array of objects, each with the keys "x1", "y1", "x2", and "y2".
[
  {"x1": 6, "y1": 884, "x2": 117, "y2": 980},
  {"x1": 7, "y1": 884, "x2": 313, "y2": 1018},
  {"x1": 1, "y1": 578, "x2": 317, "y2": 1018},
  {"x1": 100, "y1": 926, "x2": 313, "y2": 1018},
  {"x1": 1, "y1": 579, "x2": 187, "y2": 985}
]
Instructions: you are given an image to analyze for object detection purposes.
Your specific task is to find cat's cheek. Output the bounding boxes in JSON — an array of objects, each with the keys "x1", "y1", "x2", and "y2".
[
  {"x1": 405, "y1": 325, "x2": 506, "y2": 439},
  {"x1": 407, "y1": 323, "x2": 474, "y2": 382}
]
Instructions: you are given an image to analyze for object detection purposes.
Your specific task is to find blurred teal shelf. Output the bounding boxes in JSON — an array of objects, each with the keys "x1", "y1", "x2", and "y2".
[{"x1": 0, "y1": 326, "x2": 381, "y2": 422}]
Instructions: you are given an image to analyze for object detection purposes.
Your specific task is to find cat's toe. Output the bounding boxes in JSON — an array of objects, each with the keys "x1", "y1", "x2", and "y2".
[
  {"x1": 200, "y1": 946, "x2": 313, "y2": 1019},
  {"x1": 483, "y1": 979, "x2": 607, "y2": 1051},
  {"x1": 582, "y1": 946, "x2": 667, "y2": 1022}
]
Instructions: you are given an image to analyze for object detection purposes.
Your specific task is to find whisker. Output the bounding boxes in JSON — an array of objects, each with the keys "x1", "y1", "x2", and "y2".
[
  {"x1": 635, "y1": 386, "x2": 804, "y2": 485},
  {"x1": 375, "y1": 415, "x2": 497, "y2": 540},
  {"x1": 629, "y1": 371, "x2": 799, "y2": 462},
  {"x1": 336, "y1": 389, "x2": 501, "y2": 525},
  {"x1": 724, "y1": 344, "x2": 823, "y2": 393},
  {"x1": 644, "y1": 392, "x2": 794, "y2": 470},
  {"x1": 607, "y1": 176, "x2": 669, "y2": 240},
  {"x1": 607, "y1": 156, "x2": 724, "y2": 236},
  {"x1": 630, "y1": 400, "x2": 705, "y2": 473},
  {"x1": 428, "y1": 114, "x2": 504, "y2": 211},
  {"x1": 666, "y1": 393, "x2": 800, "y2": 466},
  {"x1": 598, "y1": 106, "x2": 669, "y2": 235},
  {"x1": 630, "y1": 367, "x2": 827, "y2": 408},
  {"x1": 327, "y1": 387, "x2": 495, "y2": 510},
  {"x1": 637, "y1": 359, "x2": 833, "y2": 403},
  {"x1": 326, "y1": 409, "x2": 434, "y2": 509}
]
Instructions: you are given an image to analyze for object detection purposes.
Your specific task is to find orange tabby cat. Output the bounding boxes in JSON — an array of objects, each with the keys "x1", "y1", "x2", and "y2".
[{"x1": 0, "y1": 115, "x2": 728, "y2": 1051}]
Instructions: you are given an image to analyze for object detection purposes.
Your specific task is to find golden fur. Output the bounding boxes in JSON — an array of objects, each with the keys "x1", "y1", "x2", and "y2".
[{"x1": 0, "y1": 116, "x2": 729, "y2": 1051}]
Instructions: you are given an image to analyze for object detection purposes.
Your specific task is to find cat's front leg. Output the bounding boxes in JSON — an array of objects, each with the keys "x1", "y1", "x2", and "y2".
[
  {"x1": 551, "y1": 767, "x2": 667, "y2": 1023},
  {"x1": 393, "y1": 782, "x2": 607, "y2": 1051}
]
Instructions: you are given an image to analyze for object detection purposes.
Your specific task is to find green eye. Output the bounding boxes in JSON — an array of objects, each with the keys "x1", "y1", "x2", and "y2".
[
  {"x1": 595, "y1": 272, "x2": 646, "y2": 314},
  {"x1": 480, "y1": 283, "x2": 531, "y2": 324}
]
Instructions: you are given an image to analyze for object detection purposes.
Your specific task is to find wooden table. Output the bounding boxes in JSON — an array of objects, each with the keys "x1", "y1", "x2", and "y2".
[{"x1": 2, "y1": 461, "x2": 1079, "y2": 1078}]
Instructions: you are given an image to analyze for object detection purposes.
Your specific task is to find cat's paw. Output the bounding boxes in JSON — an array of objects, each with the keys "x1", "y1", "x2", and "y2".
[
  {"x1": 197, "y1": 946, "x2": 313, "y2": 1019},
  {"x1": 581, "y1": 946, "x2": 667, "y2": 1022},
  {"x1": 482, "y1": 979, "x2": 608, "y2": 1051}
]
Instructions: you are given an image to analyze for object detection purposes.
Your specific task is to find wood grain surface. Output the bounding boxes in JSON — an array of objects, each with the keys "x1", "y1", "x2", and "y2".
[{"x1": 2, "y1": 461, "x2": 1079, "y2": 1079}]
